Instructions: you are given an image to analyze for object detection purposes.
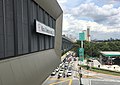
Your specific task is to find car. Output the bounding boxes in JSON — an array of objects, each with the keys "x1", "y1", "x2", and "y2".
[
  {"x1": 58, "y1": 72, "x2": 63, "y2": 77},
  {"x1": 67, "y1": 71, "x2": 72, "y2": 77},
  {"x1": 74, "y1": 58, "x2": 76, "y2": 61},
  {"x1": 55, "y1": 67, "x2": 59, "y2": 72},
  {"x1": 59, "y1": 63, "x2": 63, "y2": 67},
  {"x1": 51, "y1": 71, "x2": 56, "y2": 76},
  {"x1": 68, "y1": 66, "x2": 72, "y2": 70},
  {"x1": 65, "y1": 62, "x2": 69, "y2": 64},
  {"x1": 61, "y1": 64, "x2": 65, "y2": 69},
  {"x1": 59, "y1": 69, "x2": 64, "y2": 73},
  {"x1": 58, "y1": 73, "x2": 62, "y2": 79},
  {"x1": 64, "y1": 65, "x2": 68, "y2": 70}
]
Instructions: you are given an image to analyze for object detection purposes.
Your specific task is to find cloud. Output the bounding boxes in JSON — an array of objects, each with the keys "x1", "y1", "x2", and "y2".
[
  {"x1": 62, "y1": 13, "x2": 120, "y2": 39},
  {"x1": 91, "y1": 31, "x2": 120, "y2": 40},
  {"x1": 71, "y1": 3, "x2": 120, "y2": 24},
  {"x1": 57, "y1": 0, "x2": 120, "y2": 40}
]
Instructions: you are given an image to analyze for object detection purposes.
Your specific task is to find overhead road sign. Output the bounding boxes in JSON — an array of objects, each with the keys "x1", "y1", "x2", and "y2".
[
  {"x1": 79, "y1": 32, "x2": 85, "y2": 41},
  {"x1": 79, "y1": 48, "x2": 84, "y2": 61}
]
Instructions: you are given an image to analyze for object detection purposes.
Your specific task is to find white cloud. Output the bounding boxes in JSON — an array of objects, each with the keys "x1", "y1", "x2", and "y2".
[
  {"x1": 62, "y1": 13, "x2": 120, "y2": 40},
  {"x1": 57, "y1": 0, "x2": 68, "y2": 4},
  {"x1": 71, "y1": 3, "x2": 120, "y2": 23},
  {"x1": 57, "y1": 0, "x2": 120, "y2": 40}
]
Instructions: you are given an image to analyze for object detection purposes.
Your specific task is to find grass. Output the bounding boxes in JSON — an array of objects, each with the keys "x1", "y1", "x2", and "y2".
[
  {"x1": 80, "y1": 65, "x2": 120, "y2": 76},
  {"x1": 90, "y1": 68, "x2": 120, "y2": 76}
]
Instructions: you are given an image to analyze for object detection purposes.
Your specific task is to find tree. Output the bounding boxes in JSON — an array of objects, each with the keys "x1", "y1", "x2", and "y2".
[{"x1": 75, "y1": 40, "x2": 120, "y2": 59}]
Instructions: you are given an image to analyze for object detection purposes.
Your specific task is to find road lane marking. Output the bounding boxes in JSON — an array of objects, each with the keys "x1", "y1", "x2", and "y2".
[
  {"x1": 89, "y1": 79, "x2": 91, "y2": 85},
  {"x1": 49, "y1": 79, "x2": 69, "y2": 85},
  {"x1": 49, "y1": 78, "x2": 72, "y2": 85},
  {"x1": 49, "y1": 77, "x2": 72, "y2": 80},
  {"x1": 68, "y1": 79, "x2": 72, "y2": 85},
  {"x1": 49, "y1": 78, "x2": 65, "y2": 80},
  {"x1": 91, "y1": 79, "x2": 120, "y2": 82}
]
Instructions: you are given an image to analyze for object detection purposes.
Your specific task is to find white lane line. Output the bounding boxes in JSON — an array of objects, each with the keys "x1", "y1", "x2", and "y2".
[
  {"x1": 91, "y1": 79, "x2": 120, "y2": 82},
  {"x1": 89, "y1": 79, "x2": 91, "y2": 85}
]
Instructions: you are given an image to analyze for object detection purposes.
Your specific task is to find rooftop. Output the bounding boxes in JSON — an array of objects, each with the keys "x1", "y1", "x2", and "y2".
[{"x1": 100, "y1": 51, "x2": 120, "y2": 57}]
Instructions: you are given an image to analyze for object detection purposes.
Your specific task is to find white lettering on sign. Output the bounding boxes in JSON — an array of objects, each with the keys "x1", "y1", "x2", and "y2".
[{"x1": 36, "y1": 20, "x2": 55, "y2": 36}]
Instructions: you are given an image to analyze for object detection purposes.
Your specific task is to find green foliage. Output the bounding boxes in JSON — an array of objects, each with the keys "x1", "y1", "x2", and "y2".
[
  {"x1": 75, "y1": 40, "x2": 120, "y2": 58},
  {"x1": 80, "y1": 65, "x2": 120, "y2": 76},
  {"x1": 91, "y1": 67, "x2": 120, "y2": 76}
]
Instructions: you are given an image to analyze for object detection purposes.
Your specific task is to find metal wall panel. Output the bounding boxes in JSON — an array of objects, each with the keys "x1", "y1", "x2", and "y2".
[
  {"x1": 0, "y1": 0, "x2": 2, "y2": 17},
  {"x1": 37, "y1": 6, "x2": 45, "y2": 51},
  {"x1": 49, "y1": 16, "x2": 53, "y2": 28},
  {"x1": 0, "y1": 0, "x2": 4, "y2": 58},
  {"x1": 39, "y1": 34, "x2": 45, "y2": 50},
  {"x1": 51, "y1": 37, "x2": 54, "y2": 48},
  {"x1": 45, "y1": 35, "x2": 50, "y2": 49},
  {"x1": 28, "y1": 0, "x2": 34, "y2": 52},
  {"x1": 16, "y1": 0, "x2": 23, "y2": 55},
  {"x1": 0, "y1": 35, "x2": 4, "y2": 58},
  {"x1": 22, "y1": 0, "x2": 29, "y2": 54},
  {"x1": 28, "y1": 0, "x2": 38, "y2": 52},
  {"x1": 44, "y1": 12, "x2": 49, "y2": 26},
  {"x1": 52, "y1": 19, "x2": 56, "y2": 29},
  {"x1": 50, "y1": 37, "x2": 52, "y2": 49},
  {"x1": 0, "y1": 0, "x2": 56, "y2": 59},
  {"x1": 5, "y1": 0, "x2": 14, "y2": 57},
  {"x1": 42, "y1": 35, "x2": 45, "y2": 50},
  {"x1": 38, "y1": 7, "x2": 44, "y2": 23},
  {"x1": 33, "y1": 2, "x2": 38, "y2": 52}
]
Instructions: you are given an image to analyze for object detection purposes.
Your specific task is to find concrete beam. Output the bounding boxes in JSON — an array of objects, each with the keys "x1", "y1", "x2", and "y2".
[{"x1": 34, "y1": 0, "x2": 63, "y2": 19}]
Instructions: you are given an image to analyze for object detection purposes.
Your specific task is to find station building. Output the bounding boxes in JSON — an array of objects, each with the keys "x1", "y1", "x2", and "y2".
[
  {"x1": 100, "y1": 51, "x2": 120, "y2": 65},
  {"x1": 0, "y1": 0, "x2": 63, "y2": 85}
]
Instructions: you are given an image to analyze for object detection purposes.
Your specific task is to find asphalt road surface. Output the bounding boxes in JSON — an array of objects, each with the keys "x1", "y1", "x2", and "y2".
[
  {"x1": 42, "y1": 58, "x2": 120, "y2": 85},
  {"x1": 91, "y1": 80, "x2": 120, "y2": 85},
  {"x1": 81, "y1": 78, "x2": 120, "y2": 85}
]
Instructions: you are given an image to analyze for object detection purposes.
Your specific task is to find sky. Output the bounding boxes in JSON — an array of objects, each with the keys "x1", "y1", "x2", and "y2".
[{"x1": 57, "y1": 0, "x2": 120, "y2": 40}]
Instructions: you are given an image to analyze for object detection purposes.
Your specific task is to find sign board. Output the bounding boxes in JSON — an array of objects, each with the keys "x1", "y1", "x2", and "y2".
[
  {"x1": 79, "y1": 48, "x2": 84, "y2": 61},
  {"x1": 36, "y1": 20, "x2": 54, "y2": 36},
  {"x1": 79, "y1": 32, "x2": 85, "y2": 41}
]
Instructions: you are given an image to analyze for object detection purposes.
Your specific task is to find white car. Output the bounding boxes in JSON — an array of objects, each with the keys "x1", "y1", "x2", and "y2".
[
  {"x1": 61, "y1": 64, "x2": 65, "y2": 69},
  {"x1": 55, "y1": 67, "x2": 59, "y2": 72},
  {"x1": 59, "y1": 63, "x2": 63, "y2": 67},
  {"x1": 51, "y1": 71, "x2": 56, "y2": 76},
  {"x1": 59, "y1": 69, "x2": 64, "y2": 73},
  {"x1": 67, "y1": 71, "x2": 72, "y2": 77},
  {"x1": 58, "y1": 72, "x2": 63, "y2": 77}
]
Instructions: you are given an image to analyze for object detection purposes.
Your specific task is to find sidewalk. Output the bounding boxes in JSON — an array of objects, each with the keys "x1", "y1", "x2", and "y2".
[
  {"x1": 83, "y1": 59, "x2": 120, "y2": 72},
  {"x1": 76, "y1": 60, "x2": 120, "y2": 85}
]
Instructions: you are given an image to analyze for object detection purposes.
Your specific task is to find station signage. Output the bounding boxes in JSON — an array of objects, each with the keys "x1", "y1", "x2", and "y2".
[{"x1": 36, "y1": 20, "x2": 55, "y2": 36}]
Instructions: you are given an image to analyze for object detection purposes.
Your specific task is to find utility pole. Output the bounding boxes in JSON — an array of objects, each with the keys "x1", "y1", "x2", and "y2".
[{"x1": 81, "y1": 40, "x2": 83, "y2": 48}]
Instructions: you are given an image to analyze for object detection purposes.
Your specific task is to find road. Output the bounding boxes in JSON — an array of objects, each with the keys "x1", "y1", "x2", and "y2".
[{"x1": 42, "y1": 58, "x2": 120, "y2": 85}]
